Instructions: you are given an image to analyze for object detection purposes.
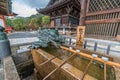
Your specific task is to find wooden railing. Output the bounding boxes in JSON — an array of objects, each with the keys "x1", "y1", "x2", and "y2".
[{"x1": 60, "y1": 46, "x2": 120, "y2": 80}]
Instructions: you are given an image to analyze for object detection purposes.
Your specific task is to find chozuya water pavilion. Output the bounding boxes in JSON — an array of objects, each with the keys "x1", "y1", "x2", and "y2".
[{"x1": 37, "y1": 0, "x2": 120, "y2": 41}]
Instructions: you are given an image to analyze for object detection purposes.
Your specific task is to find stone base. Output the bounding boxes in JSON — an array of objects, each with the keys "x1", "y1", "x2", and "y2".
[{"x1": 117, "y1": 35, "x2": 120, "y2": 41}]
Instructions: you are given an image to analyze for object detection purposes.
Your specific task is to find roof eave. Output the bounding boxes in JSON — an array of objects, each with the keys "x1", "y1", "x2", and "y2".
[{"x1": 37, "y1": 0, "x2": 71, "y2": 14}]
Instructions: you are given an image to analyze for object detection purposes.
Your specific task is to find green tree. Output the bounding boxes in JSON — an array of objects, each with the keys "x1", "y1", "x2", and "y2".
[
  {"x1": 36, "y1": 15, "x2": 42, "y2": 27},
  {"x1": 5, "y1": 14, "x2": 48, "y2": 31},
  {"x1": 5, "y1": 18, "x2": 13, "y2": 26},
  {"x1": 28, "y1": 18, "x2": 38, "y2": 30},
  {"x1": 42, "y1": 16, "x2": 50, "y2": 26},
  {"x1": 12, "y1": 18, "x2": 25, "y2": 31}
]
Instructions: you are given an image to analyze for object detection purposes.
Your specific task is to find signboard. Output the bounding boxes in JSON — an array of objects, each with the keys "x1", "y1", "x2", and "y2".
[{"x1": 76, "y1": 26, "x2": 85, "y2": 47}]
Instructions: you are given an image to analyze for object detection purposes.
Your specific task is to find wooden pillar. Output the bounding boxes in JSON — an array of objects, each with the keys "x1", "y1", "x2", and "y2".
[
  {"x1": 56, "y1": 9, "x2": 62, "y2": 27},
  {"x1": 79, "y1": 0, "x2": 87, "y2": 26},
  {"x1": 66, "y1": 5, "x2": 73, "y2": 26},
  {"x1": 117, "y1": 25, "x2": 120, "y2": 41},
  {"x1": 51, "y1": 11, "x2": 56, "y2": 27},
  {"x1": 50, "y1": 19, "x2": 55, "y2": 27},
  {"x1": 86, "y1": 0, "x2": 90, "y2": 13},
  {"x1": 0, "y1": 15, "x2": 6, "y2": 28}
]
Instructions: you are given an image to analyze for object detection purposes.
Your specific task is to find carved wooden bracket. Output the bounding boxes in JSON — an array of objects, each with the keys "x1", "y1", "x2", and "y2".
[
  {"x1": 47, "y1": 13, "x2": 51, "y2": 16},
  {"x1": 73, "y1": 10, "x2": 77, "y2": 16},
  {"x1": 52, "y1": 11, "x2": 56, "y2": 16},
  {"x1": 66, "y1": 5, "x2": 73, "y2": 14},
  {"x1": 58, "y1": 9, "x2": 62, "y2": 15}
]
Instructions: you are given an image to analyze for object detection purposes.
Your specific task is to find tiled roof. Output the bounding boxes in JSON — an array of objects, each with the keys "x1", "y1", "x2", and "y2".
[
  {"x1": 47, "y1": 0, "x2": 65, "y2": 7},
  {"x1": 37, "y1": 0, "x2": 80, "y2": 14}
]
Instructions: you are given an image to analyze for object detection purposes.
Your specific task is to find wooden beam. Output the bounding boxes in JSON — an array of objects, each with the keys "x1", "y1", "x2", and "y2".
[
  {"x1": 86, "y1": 0, "x2": 90, "y2": 13},
  {"x1": 0, "y1": 0, "x2": 4, "y2": 2},
  {"x1": 86, "y1": 8, "x2": 120, "y2": 16},
  {"x1": 0, "y1": 8, "x2": 8, "y2": 15},
  {"x1": 60, "y1": 46, "x2": 120, "y2": 68},
  {"x1": 0, "y1": 6, "x2": 8, "y2": 10},
  {"x1": 0, "y1": 2, "x2": 6, "y2": 7},
  {"x1": 80, "y1": 59, "x2": 93, "y2": 80},
  {"x1": 85, "y1": 18, "x2": 120, "y2": 24},
  {"x1": 42, "y1": 52, "x2": 77, "y2": 80},
  {"x1": 104, "y1": 63, "x2": 106, "y2": 80}
]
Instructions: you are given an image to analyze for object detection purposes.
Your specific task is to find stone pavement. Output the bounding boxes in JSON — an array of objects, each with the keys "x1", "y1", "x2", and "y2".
[
  {"x1": 7, "y1": 31, "x2": 39, "y2": 46},
  {"x1": 8, "y1": 31, "x2": 38, "y2": 39},
  {"x1": 9, "y1": 37, "x2": 39, "y2": 46}
]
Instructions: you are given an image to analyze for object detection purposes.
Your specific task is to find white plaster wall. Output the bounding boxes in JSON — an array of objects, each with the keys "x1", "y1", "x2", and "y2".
[{"x1": 0, "y1": 18, "x2": 5, "y2": 27}]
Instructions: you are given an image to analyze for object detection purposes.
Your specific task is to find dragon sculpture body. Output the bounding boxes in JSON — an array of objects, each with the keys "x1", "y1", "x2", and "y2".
[{"x1": 32, "y1": 29, "x2": 64, "y2": 48}]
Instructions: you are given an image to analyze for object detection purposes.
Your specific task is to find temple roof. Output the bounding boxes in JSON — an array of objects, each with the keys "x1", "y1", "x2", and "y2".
[
  {"x1": 37, "y1": 0, "x2": 81, "y2": 14},
  {"x1": 46, "y1": 0, "x2": 58, "y2": 7},
  {"x1": 0, "y1": 0, "x2": 12, "y2": 15}
]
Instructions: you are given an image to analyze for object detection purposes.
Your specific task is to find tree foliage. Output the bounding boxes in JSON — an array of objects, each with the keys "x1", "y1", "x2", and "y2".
[
  {"x1": 28, "y1": 18, "x2": 38, "y2": 29},
  {"x1": 5, "y1": 14, "x2": 50, "y2": 31},
  {"x1": 36, "y1": 15, "x2": 42, "y2": 27},
  {"x1": 12, "y1": 18, "x2": 25, "y2": 31},
  {"x1": 42, "y1": 16, "x2": 50, "y2": 25},
  {"x1": 5, "y1": 18, "x2": 13, "y2": 26}
]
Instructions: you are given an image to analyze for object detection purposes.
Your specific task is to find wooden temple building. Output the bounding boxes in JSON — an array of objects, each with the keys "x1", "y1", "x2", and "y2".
[
  {"x1": 37, "y1": 0, "x2": 81, "y2": 27},
  {"x1": 0, "y1": 0, "x2": 12, "y2": 15},
  {"x1": 37, "y1": 0, "x2": 120, "y2": 41},
  {"x1": 0, "y1": 0, "x2": 12, "y2": 27}
]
